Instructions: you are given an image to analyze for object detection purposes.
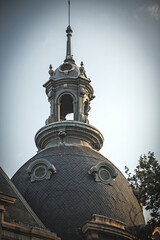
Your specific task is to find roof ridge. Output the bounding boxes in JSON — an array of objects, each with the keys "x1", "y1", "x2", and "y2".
[{"x1": 0, "y1": 167, "x2": 45, "y2": 228}]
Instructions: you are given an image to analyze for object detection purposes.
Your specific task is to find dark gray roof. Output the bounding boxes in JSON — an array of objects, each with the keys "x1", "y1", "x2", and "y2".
[
  {"x1": 12, "y1": 145, "x2": 145, "y2": 240},
  {"x1": 0, "y1": 167, "x2": 44, "y2": 227}
]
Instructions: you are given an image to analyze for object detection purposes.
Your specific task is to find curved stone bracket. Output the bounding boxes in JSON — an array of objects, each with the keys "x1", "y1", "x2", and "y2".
[{"x1": 88, "y1": 162, "x2": 118, "y2": 185}]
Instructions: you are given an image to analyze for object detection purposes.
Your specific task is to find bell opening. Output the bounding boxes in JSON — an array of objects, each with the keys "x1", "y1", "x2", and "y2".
[{"x1": 60, "y1": 94, "x2": 74, "y2": 121}]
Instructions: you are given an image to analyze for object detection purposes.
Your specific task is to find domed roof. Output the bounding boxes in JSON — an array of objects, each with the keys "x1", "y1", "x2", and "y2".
[
  {"x1": 48, "y1": 61, "x2": 87, "y2": 80},
  {"x1": 54, "y1": 62, "x2": 80, "y2": 80},
  {"x1": 12, "y1": 145, "x2": 144, "y2": 240}
]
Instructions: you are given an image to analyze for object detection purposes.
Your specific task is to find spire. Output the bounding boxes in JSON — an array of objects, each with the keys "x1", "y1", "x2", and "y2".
[{"x1": 64, "y1": 0, "x2": 75, "y2": 63}]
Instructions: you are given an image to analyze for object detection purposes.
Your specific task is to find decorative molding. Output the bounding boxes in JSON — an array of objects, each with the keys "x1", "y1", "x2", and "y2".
[
  {"x1": 82, "y1": 214, "x2": 135, "y2": 240},
  {"x1": 26, "y1": 159, "x2": 56, "y2": 182},
  {"x1": 88, "y1": 162, "x2": 117, "y2": 185},
  {"x1": 35, "y1": 121, "x2": 104, "y2": 151}
]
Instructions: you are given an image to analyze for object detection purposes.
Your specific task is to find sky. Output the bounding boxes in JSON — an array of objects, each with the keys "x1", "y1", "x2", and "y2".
[{"x1": 0, "y1": 0, "x2": 160, "y2": 189}]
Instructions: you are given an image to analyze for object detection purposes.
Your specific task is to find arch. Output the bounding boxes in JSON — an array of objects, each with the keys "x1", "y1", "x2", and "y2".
[
  {"x1": 56, "y1": 91, "x2": 77, "y2": 104},
  {"x1": 57, "y1": 93, "x2": 76, "y2": 121}
]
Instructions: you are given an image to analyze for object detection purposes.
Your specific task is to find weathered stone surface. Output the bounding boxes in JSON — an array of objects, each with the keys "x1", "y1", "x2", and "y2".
[{"x1": 35, "y1": 120, "x2": 104, "y2": 151}]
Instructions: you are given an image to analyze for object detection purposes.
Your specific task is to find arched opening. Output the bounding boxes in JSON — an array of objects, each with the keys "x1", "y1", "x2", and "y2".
[{"x1": 60, "y1": 94, "x2": 74, "y2": 121}]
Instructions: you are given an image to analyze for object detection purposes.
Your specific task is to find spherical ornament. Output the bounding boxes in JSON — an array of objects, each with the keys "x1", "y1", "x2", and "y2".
[{"x1": 80, "y1": 87, "x2": 85, "y2": 95}]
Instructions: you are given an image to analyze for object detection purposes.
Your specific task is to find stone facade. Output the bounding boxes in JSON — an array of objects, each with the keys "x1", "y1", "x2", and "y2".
[{"x1": 82, "y1": 215, "x2": 136, "y2": 240}]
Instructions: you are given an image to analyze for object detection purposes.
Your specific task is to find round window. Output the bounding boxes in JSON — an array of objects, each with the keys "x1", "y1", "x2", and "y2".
[
  {"x1": 59, "y1": 63, "x2": 74, "y2": 73},
  {"x1": 33, "y1": 165, "x2": 47, "y2": 180},
  {"x1": 98, "y1": 168, "x2": 111, "y2": 182},
  {"x1": 60, "y1": 63, "x2": 72, "y2": 71},
  {"x1": 27, "y1": 159, "x2": 57, "y2": 182}
]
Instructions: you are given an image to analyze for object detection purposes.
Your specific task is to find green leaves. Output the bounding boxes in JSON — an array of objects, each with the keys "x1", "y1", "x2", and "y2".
[{"x1": 125, "y1": 152, "x2": 160, "y2": 240}]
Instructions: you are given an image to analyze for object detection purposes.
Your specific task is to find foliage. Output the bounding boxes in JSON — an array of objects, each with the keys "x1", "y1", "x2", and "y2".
[{"x1": 125, "y1": 152, "x2": 160, "y2": 239}]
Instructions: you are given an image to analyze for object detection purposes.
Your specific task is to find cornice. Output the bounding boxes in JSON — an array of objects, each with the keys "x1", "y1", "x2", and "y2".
[{"x1": 35, "y1": 121, "x2": 104, "y2": 151}]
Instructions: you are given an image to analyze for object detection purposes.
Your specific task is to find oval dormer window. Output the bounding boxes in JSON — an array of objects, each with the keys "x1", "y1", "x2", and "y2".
[
  {"x1": 98, "y1": 168, "x2": 111, "y2": 182},
  {"x1": 34, "y1": 165, "x2": 47, "y2": 179},
  {"x1": 26, "y1": 159, "x2": 56, "y2": 182},
  {"x1": 88, "y1": 162, "x2": 118, "y2": 185}
]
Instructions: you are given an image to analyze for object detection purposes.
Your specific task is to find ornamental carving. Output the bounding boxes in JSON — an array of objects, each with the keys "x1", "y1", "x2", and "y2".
[
  {"x1": 88, "y1": 162, "x2": 117, "y2": 185},
  {"x1": 47, "y1": 87, "x2": 54, "y2": 99},
  {"x1": 26, "y1": 159, "x2": 56, "y2": 182}
]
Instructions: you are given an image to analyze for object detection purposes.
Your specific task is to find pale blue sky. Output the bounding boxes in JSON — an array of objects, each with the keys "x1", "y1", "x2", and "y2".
[{"x1": 0, "y1": 0, "x2": 160, "y2": 195}]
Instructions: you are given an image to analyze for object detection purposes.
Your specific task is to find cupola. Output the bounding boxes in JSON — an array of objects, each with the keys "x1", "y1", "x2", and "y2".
[{"x1": 35, "y1": 23, "x2": 104, "y2": 152}]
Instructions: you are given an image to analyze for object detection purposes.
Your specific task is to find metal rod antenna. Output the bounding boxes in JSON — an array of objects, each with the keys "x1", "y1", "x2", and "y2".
[
  {"x1": 68, "y1": 0, "x2": 70, "y2": 26},
  {"x1": 65, "y1": 0, "x2": 74, "y2": 63}
]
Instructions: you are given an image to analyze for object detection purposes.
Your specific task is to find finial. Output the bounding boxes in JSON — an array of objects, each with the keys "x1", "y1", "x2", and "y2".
[
  {"x1": 48, "y1": 64, "x2": 54, "y2": 77},
  {"x1": 80, "y1": 61, "x2": 85, "y2": 75},
  {"x1": 64, "y1": 0, "x2": 75, "y2": 63}
]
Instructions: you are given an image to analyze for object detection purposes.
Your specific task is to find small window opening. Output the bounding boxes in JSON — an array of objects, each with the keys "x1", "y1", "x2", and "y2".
[{"x1": 60, "y1": 94, "x2": 74, "y2": 121}]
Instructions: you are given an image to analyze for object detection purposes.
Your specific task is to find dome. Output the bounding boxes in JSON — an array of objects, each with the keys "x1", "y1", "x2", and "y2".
[
  {"x1": 54, "y1": 62, "x2": 81, "y2": 80},
  {"x1": 49, "y1": 61, "x2": 87, "y2": 80},
  {"x1": 12, "y1": 145, "x2": 144, "y2": 240}
]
